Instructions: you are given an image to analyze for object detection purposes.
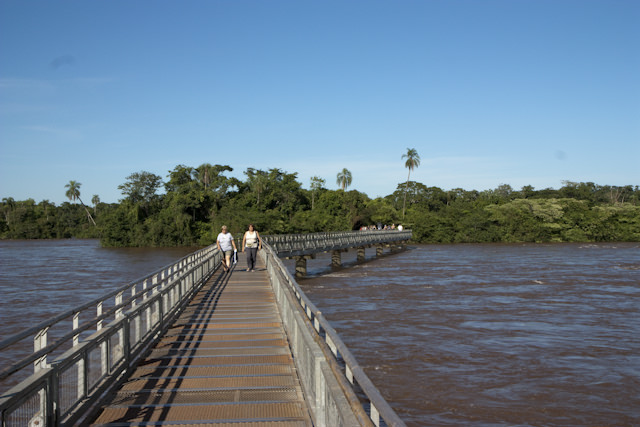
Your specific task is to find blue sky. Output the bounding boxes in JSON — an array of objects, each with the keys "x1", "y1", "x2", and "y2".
[{"x1": 1, "y1": 0, "x2": 638, "y2": 205}]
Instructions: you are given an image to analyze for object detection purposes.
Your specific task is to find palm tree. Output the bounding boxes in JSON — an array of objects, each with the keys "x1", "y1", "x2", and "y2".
[
  {"x1": 65, "y1": 180, "x2": 81, "y2": 203},
  {"x1": 65, "y1": 180, "x2": 96, "y2": 226},
  {"x1": 195, "y1": 163, "x2": 214, "y2": 190},
  {"x1": 40, "y1": 199, "x2": 52, "y2": 221},
  {"x1": 336, "y1": 168, "x2": 352, "y2": 191},
  {"x1": 92, "y1": 194, "x2": 100, "y2": 215},
  {"x1": 2, "y1": 197, "x2": 15, "y2": 225},
  {"x1": 402, "y1": 148, "x2": 420, "y2": 219}
]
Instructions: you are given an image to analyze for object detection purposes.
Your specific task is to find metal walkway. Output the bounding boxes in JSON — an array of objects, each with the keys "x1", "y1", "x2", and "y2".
[{"x1": 90, "y1": 256, "x2": 313, "y2": 426}]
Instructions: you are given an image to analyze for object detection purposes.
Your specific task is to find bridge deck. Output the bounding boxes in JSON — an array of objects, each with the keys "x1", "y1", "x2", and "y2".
[{"x1": 90, "y1": 256, "x2": 313, "y2": 426}]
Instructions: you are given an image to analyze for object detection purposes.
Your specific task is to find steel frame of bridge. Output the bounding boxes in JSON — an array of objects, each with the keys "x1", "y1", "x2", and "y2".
[
  {"x1": 0, "y1": 230, "x2": 410, "y2": 427},
  {"x1": 265, "y1": 230, "x2": 412, "y2": 258},
  {"x1": 265, "y1": 230, "x2": 412, "y2": 277}
]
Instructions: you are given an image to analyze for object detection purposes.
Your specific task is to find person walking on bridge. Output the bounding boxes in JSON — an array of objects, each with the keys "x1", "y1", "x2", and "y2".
[
  {"x1": 217, "y1": 225, "x2": 237, "y2": 272},
  {"x1": 242, "y1": 224, "x2": 262, "y2": 271}
]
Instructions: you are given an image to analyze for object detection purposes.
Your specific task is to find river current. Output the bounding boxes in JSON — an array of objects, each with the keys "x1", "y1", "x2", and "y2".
[
  {"x1": 1, "y1": 240, "x2": 638, "y2": 426},
  {"x1": 291, "y1": 243, "x2": 640, "y2": 426}
]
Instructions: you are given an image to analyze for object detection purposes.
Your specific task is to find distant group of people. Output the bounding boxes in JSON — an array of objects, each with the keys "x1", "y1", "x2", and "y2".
[
  {"x1": 216, "y1": 224, "x2": 262, "y2": 273},
  {"x1": 360, "y1": 223, "x2": 403, "y2": 231}
]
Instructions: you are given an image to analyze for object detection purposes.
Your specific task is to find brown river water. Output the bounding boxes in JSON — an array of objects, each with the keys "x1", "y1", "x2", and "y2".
[
  {"x1": 290, "y1": 243, "x2": 640, "y2": 426},
  {"x1": 1, "y1": 240, "x2": 639, "y2": 426}
]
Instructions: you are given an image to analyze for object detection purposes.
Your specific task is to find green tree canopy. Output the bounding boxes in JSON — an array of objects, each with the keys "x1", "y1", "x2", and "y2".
[
  {"x1": 2, "y1": 166, "x2": 638, "y2": 245},
  {"x1": 118, "y1": 171, "x2": 163, "y2": 204},
  {"x1": 310, "y1": 176, "x2": 326, "y2": 210}
]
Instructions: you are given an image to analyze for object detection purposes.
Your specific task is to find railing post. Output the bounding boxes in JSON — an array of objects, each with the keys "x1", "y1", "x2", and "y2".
[
  {"x1": 34, "y1": 327, "x2": 48, "y2": 372},
  {"x1": 123, "y1": 315, "x2": 131, "y2": 366},
  {"x1": 152, "y1": 274, "x2": 159, "y2": 326},
  {"x1": 158, "y1": 287, "x2": 165, "y2": 328},
  {"x1": 97, "y1": 302, "x2": 108, "y2": 376},
  {"x1": 161, "y1": 271, "x2": 169, "y2": 325},
  {"x1": 73, "y1": 312, "x2": 86, "y2": 400},
  {"x1": 72, "y1": 312, "x2": 80, "y2": 347},
  {"x1": 346, "y1": 365, "x2": 354, "y2": 384},
  {"x1": 371, "y1": 403, "x2": 380, "y2": 426},
  {"x1": 115, "y1": 291, "x2": 123, "y2": 319},
  {"x1": 49, "y1": 364, "x2": 60, "y2": 426},
  {"x1": 114, "y1": 291, "x2": 124, "y2": 364},
  {"x1": 31, "y1": 327, "x2": 49, "y2": 427},
  {"x1": 132, "y1": 285, "x2": 140, "y2": 347}
]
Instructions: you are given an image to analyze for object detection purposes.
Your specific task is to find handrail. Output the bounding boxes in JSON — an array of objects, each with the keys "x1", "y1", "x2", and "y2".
[
  {"x1": 0, "y1": 262, "x2": 207, "y2": 381},
  {"x1": 262, "y1": 241, "x2": 407, "y2": 427},
  {"x1": 0, "y1": 246, "x2": 214, "y2": 353}
]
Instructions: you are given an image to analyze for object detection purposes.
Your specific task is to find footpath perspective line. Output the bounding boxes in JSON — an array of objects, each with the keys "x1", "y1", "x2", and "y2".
[{"x1": 90, "y1": 255, "x2": 313, "y2": 426}]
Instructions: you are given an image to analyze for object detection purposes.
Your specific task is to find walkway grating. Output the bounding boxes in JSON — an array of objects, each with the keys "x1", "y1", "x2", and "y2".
[{"x1": 90, "y1": 256, "x2": 313, "y2": 426}]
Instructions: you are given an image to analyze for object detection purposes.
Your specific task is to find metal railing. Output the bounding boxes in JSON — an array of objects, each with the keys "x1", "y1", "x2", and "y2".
[
  {"x1": 263, "y1": 229, "x2": 412, "y2": 257},
  {"x1": 262, "y1": 242, "x2": 407, "y2": 427},
  {"x1": 0, "y1": 245, "x2": 222, "y2": 426}
]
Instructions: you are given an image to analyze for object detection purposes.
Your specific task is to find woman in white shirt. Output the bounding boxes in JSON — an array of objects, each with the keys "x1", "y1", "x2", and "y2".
[
  {"x1": 216, "y1": 225, "x2": 237, "y2": 272},
  {"x1": 242, "y1": 224, "x2": 262, "y2": 272}
]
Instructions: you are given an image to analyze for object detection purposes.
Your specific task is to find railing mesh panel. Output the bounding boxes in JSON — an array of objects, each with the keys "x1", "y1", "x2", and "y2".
[
  {"x1": 58, "y1": 360, "x2": 81, "y2": 415},
  {"x1": 109, "y1": 329, "x2": 124, "y2": 372},
  {"x1": 4, "y1": 385, "x2": 45, "y2": 427},
  {"x1": 140, "y1": 307, "x2": 150, "y2": 339},
  {"x1": 129, "y1": 314, "x2": 141, "y2": 350},
  {"x1": 87, "y1": 343, "x2": 107, "y2": 392},
  {"x1": 151, "y1": 300, "x2": 160, "y2": 328}
]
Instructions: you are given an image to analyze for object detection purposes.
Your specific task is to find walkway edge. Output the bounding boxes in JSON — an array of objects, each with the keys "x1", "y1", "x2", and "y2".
[{"x1": 263, "y1": 244, "x2": 407, "y2": 427}]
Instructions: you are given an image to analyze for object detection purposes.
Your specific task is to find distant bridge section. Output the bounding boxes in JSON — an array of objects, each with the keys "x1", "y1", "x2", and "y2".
[{"x1": 264, "y1": 230, "x2": 412, "y2": 277}]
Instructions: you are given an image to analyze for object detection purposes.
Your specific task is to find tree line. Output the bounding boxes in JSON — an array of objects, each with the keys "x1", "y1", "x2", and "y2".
[{"x1": 2, "y1": 163, "x2": 639, "y2": 246}]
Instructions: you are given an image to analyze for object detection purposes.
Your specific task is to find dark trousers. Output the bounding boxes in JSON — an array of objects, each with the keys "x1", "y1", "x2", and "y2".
[{"x1": 245, "y1": 247, "x2": 258, "y2": 270}]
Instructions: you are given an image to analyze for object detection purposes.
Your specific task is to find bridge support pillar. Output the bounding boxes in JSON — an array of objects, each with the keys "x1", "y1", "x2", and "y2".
[
  {"x1": 357, "y1": 246, "x2": 366, "y2": 262},
  {"x1": 331, "y1": 250, "x2": 342, "y2": 267},
  {"x1": 293, "y1": 255, "x2": 315, "y2": 278},
  {"x1": 294, "y1": 256, "x2": 307, "y2": 278},
  {"x1": 376, "y1": 245, "x2": 384, "y2": 257},
  {"x1": 389, "y1": 241, "x2": 407, "y2": 253}
]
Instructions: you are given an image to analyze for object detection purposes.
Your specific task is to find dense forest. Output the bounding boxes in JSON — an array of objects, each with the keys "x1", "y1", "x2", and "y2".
[{"x1": 1, "y1": 163, "x2": 639, "y2": 246}]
